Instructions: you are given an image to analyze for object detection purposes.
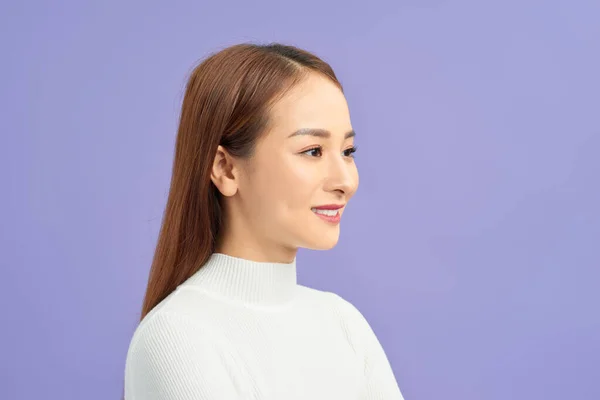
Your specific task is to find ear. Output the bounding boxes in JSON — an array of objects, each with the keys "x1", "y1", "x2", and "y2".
[{"x1": 210, "y1": 145, "x2": 239, "y2": 197}]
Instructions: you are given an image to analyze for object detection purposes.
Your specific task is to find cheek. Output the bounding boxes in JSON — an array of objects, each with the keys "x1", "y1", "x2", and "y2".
[
  {"x1": 246, "y1": 156, "x2": 312, "y2": 210},
  {"x1": 263, "y1": 158, "x2": 318, "y2": 220},
  {"x1": 282, "y1": 160, "x2": 319, "y2": 209},
  {"x1": 246, "y1": 150, "x2": 321, "y2": 221}
]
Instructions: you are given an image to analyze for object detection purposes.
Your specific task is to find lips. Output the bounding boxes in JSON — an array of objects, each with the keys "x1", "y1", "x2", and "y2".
[
  {"x1": 311, "y1": 204, "x2": 344, "y2": 210},
  {"x1": 311, "y1": 204, "x2": 344, "y2": 224}
]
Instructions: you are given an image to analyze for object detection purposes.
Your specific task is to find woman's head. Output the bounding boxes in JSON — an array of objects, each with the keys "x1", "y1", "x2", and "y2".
[
  {"x1": 212, "y1": 69, "x2": 359, "y2": 262},
  {"x1": 141, "y1": 43, "x2": 358, "y2": 319}
]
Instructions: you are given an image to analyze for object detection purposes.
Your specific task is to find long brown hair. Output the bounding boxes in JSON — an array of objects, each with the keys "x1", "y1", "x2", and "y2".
[{"x1": 139, "y1": 43, "x2": 343, "y2": 321}]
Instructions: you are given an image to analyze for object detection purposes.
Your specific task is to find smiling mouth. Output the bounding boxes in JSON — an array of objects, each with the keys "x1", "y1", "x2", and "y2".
[
  {"x1": 311, "y1": 207, "x2": 343, "y2": 224},
  {"x1": 311, "y1": 208, "x2": 339, "y2": 216}
]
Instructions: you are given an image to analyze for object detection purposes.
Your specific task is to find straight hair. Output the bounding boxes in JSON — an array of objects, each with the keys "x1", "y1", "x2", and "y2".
[{"x1": 139, "y1": 42, "x2": 343, "y2": 321}]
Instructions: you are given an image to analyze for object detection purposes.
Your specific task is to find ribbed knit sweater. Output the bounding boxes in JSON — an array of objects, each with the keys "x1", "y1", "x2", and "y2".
[{"x1": 124, "y1": 253, "x2": 404, "y2": 400}]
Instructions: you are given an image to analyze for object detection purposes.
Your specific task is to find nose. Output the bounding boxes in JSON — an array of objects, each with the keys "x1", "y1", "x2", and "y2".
[{"x1": 323, "y1": 154, "x2": 358, "y2": 196}]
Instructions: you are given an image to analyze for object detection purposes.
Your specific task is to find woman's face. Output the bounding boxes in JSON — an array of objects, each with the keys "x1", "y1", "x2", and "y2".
[{"x1": 219, "y1": 72, "x2": 359, "y2": 259}]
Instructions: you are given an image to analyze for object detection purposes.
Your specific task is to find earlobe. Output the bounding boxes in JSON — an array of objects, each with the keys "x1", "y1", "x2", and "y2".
[{"x1": 210, "y1": 145, "x2": 238, "y2": 197}]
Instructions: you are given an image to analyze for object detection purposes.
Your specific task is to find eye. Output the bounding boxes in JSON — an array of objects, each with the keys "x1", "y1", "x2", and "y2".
[
  {"x1": 343, "y1": 145, "x2": 358, "y2": 158},
  {"x1": 302, "y1": 146, "x2": 323, "y2": 157}
]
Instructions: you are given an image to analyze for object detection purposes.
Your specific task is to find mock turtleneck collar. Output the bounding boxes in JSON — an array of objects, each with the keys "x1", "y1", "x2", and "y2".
[{"x1": 182, "y1": 253, "x2": 298, "y2": 306}]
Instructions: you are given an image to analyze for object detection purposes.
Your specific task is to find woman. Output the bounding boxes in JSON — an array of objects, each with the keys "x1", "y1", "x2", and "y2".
[{"x1": 124, "y1": 42, "x2": 404, "y2": 400}]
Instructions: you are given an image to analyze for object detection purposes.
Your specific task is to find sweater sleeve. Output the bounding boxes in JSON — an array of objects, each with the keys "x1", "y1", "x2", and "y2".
[
  {"x1": 124, "y1": 311, "x2": 250, "y2": 400},
  {"x1": 334, "y1": 293, "x2": 406, "y2": 400}
]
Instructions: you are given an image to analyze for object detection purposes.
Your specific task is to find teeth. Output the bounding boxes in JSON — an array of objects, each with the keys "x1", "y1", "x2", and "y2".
[{"x1": 312, "y1": 208, "x2": 339, "y2": 217}]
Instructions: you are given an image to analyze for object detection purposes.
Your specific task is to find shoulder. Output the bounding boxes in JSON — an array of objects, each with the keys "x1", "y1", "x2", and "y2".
[
  {"x1": 125, "y1": 290, "x2": 208, "y2": 354},
  {"x1": 308, "y1": 289, "x2": 403, "y2": 398},
  {"x1": 125, "y1": 285, "x2": 232, "y2": 375},
  {"x1": 124, "y1": 310, "x2": 244, "y2": 399},
  {"x1": 297, "y1": 286, "x2": 376, "y2": 343},
  {"x1": 125, "y1": 310, "x2": 215, "y2": 377},
  {"x1": 126, "y1": 285, "x2": 233, "y2": 365},
  {"x1": 300, "y1": 286, "x2": 370, "y2": 320},
  {"x1": 129, "y1": 308, "x2": 208, "y2": 347}
]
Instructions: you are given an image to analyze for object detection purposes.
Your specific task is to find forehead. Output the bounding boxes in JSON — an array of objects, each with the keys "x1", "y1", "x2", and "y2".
[{"x1": 267, "y1": 73, "x2": 352, "y2": 137}]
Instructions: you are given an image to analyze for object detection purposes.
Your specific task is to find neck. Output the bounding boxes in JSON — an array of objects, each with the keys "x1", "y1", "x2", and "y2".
[
  {"x1": 215, "y1": 242, "x2": 298, "y2": 264},
  {"x1": 215, "y1": 210, "x2": 298, "y2": 264}
]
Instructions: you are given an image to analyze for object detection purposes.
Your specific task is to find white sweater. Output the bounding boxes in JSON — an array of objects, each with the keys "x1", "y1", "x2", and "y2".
[{"x1": 124, "y1": 253, "x2": 404, "y2": 400}]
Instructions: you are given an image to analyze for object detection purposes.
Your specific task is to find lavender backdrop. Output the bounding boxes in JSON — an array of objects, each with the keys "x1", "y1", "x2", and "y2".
[{"x1": 2, "y1": 1, "x2": 599, "y2": 399}]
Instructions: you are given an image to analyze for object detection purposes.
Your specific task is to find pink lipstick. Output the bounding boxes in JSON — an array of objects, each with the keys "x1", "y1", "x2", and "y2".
[{"x1": 311, "y1": 204, "x2": 344, "y2": 224}]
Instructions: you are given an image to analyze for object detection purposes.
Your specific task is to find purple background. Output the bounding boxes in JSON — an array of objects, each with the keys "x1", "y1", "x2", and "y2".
[{"x1": 2, "y1": 1, "x2": 599, "y2": 399}]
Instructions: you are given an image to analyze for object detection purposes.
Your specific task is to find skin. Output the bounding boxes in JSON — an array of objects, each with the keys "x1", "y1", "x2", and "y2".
[{"x1": 210, "y1": 72, "x2": 359, "y2": 263}]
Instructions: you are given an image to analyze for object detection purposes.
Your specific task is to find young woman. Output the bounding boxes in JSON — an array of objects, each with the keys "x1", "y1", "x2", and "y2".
[{"x1": 124, "y1": 42, "x2": 404, "y2": 400}]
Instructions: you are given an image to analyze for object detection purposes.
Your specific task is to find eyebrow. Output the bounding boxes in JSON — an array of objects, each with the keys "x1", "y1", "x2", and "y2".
[{"x1": 287, "y1": 128, "x2": 356, "y2": 139}]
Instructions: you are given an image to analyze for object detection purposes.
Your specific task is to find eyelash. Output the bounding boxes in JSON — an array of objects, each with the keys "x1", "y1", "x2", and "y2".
[{"x1": 302, "y1": 145, "x2": 358, "y2": 158}]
